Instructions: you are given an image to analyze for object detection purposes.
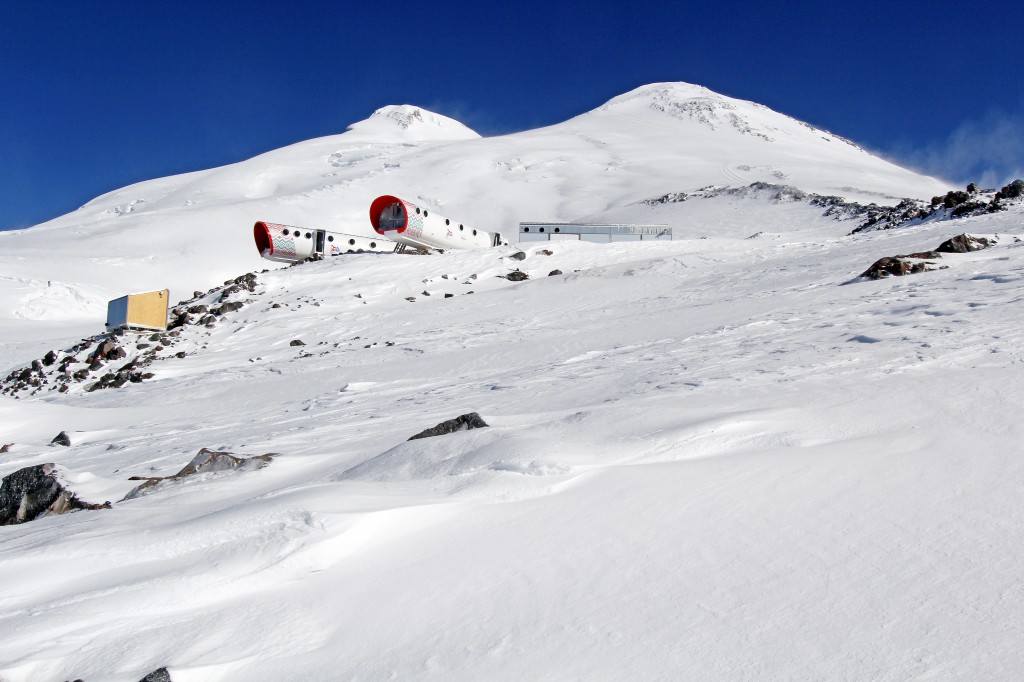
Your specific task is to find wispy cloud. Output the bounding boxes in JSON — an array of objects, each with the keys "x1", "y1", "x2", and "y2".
[{"x1": 894, "y1": 110, "x2": 1024, "y2": 189}]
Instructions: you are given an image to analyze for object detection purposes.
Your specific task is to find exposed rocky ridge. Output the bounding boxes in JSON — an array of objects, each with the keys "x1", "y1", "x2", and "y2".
[
  {"x1": 1, "y1": 272, "x2": 261, "y2": 398},
  {"x1": 642, "y1": 179, "x2": 1024, "y2": 234}
]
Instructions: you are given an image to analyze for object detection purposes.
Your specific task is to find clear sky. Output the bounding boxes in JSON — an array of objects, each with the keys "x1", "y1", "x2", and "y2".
[{"x1": 1, "y1": 0, "x2": 1021, "y2": 231}]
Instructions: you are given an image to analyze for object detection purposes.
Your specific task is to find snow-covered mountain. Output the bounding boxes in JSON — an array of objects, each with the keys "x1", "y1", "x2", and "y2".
[
  {"x1": 4, "y1": 82, "x2": 1023, "y2": 682},
  {"x1": 0, "y1": 82, "x2": 951, "y2": 340}
]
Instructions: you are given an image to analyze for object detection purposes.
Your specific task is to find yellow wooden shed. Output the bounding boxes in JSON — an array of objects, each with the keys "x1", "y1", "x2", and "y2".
[{"x1": 106, "y1": 289, "x2": 170, "y2": 332}]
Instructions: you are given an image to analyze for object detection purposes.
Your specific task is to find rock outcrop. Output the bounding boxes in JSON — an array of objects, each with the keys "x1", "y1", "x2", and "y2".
[{"x1": 123, "y1": 448, "x2": 275, "y2": 500}]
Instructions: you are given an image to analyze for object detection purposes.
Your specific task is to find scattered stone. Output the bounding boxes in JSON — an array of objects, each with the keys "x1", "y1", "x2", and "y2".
[
  {"x1": 42, "y1": 350, "x2": 57, "y2": 366},
  {"x1": 548, "y1": 269, "x2": 563, "y2": 276},
  {"x1": 271, "y1": 303, "x2": 282, "y2": 309},
  {"x1": 444, "y1": 293, "x2": 454, "y2": 298},
  {"x1": 123, "y1": 448, "x2": 275, "y2": 500},
  {"x1": 538, "y1": 249, "x2": 554, "y2": 256},
  {"x1": 0, "y1": 443, "x2": 12, "y2": 453},
  {"x1": 421, "y1": 290, "x2": 431, "y2": 296},
  {"x1": 51, "y1": 431, "x2": 71, "y2": 447},
  {"x1": 405, "y1": 297, "x2": 416, "y2": 302},
  {"x1": 509, "y1": 251, "x2": 527, "y2": 261},
  {"x1": 290, "y1": 339, "x2": 305, "y2": 346},
  {"x1": 408, "y1": 412, "x2": 489, "y2": 441},
  {"x1": 0, "y1": 463, "x2": 109, "y2": 525}
]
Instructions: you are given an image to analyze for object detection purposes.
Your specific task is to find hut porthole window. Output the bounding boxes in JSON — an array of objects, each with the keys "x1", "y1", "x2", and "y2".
[
  {"x1": 283, "y1": 229, "x2": 290, "y2": 236},
  {"x1": 349, "y1": 239, "x2": 356, "y2": 246},
  {"x1": 327, "y1": 235, "x2": 334, "y2": 242},
  {"x1": 370, "y1": 242, "x2": 377, "y2": 248}
]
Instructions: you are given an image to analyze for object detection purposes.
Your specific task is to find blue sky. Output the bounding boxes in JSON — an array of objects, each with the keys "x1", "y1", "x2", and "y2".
[{"x1": 1, "y1": 0, "x2": 1021, "y2": 230}]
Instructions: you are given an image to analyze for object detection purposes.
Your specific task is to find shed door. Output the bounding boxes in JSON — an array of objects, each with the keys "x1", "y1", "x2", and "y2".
[{"x1": 315, "y1": 230, "x2": 326, "y2": 254}]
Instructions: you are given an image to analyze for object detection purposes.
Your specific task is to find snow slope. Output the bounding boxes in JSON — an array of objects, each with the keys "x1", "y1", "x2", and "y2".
[{"x1": 1, "y1": 198, "x2": 1023, "y2": 679}]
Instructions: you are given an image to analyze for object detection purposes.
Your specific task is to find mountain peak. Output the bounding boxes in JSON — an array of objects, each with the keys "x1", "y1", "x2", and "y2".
[{"x1": 344, "y1": 105, "x2": 480, "y2": 142}]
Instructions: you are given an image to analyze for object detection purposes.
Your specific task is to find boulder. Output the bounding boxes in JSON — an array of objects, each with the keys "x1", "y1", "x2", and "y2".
[
  {"x1": 139, "y1": 668, "x2": 172, "y2": 682},
  {"x1": 408, "y1": 413, "x2": 489, "y2": 441},
  {"x1": 548, "y1": 269, "x2": 563, "y2": 276},
  {"x1": 935, "y1": 234, "x2": 994, "y2": 253},
  {"x1": 51, "y1": 431, "x2": 72, "y2": 447},
  {"x1": 509, "y1": 251, "x2": 527, "y2": 261},
  {"x1": 0, "y1": 464, "x2": 108, "y2": 525}
]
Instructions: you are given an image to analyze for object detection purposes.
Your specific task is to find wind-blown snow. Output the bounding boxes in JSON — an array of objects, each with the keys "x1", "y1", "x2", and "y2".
[{"x1": 2, "y1": 82, "x2": 1021, "y2": 682}]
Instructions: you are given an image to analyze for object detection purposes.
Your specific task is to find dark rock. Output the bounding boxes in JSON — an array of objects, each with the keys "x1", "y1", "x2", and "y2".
[
  {"x1": 548, "y1": 269, "x2": 563, "y2": 276},
  {"x1": 193, "y1": 290, "x2": 204, "y2": 299},
  {"x1": 271, "y1": 303, "x2": 282, "y2": 309},
  {"x1": 175, "y1": 351, "x2": 188, "y2": 359},
  {"x1": 509, "y1": 251, "x2": 527, "y2": 261},
  {"x1": 943, "y1": 190, "x2": 970, "y2": 209},
  {"x1": 421, "y1": 290, "x2": 431, "y2": 296},
  {"x1": 290, "y1": 339, "x2": 305, "y2": 346},
  {"x1": 106, "y1": 345, "x2": 127, "y2": 361},
  {"x1": 1, "y1": 443, "x2": 12, "y2": 453},
  {"x1": 89, "y1": 360, "x2": 104, "y2": 371},
  {"x1": 199, "y1": 314, "x2": 216, "y2": 326},
  {"x1": 967, "y1": 182, "x2": 980, "y2": 194},
  {"x1": 405, "y1": 297, "x2": 416, "y2": 302},
  {"x1": 444, "y1": 293, "x2": 454, "y2": 298},
  {"x1": 538, "y1": 249, "x2": 554, "y2": 256},
  {"x1": 0, "y1": 463, "x2": 108, "y2": 525},
  {"x1": 408, "y1": 413, "x2": 489, "y2": 441},
  {"x1": 503, "y1": 269, "x2": 529, "y2": 282},
  {"x1": 30, "y1": 359, "x2": 43, "y2": 372},
  {"x1": 51, "y1": 431, "x2": 71, "y2": 447},
  {"x1": 42, "y1": 350, "x2": 57, "y2": 366},
  {"x1": 124, "y1": 448, "x2": 275, "y2": 500},
  {"x1": 149, "y1": 333, "x2": 162, "y2": 342},
  {"x1": 936, "y1": 234, "x2": 994, "y2": 253},
  {"x1": 187, "y1": 305, "x2": 208, "y2": 315},
  {"x1": 139, "y1": 667, "x2": 172, "y2": 682},
  {"x1": 18, "y1": 367, "x2": 32, "y2": 382},
  {"x1": 73, "y1": 369, "x2": 90, "y2": 380}
]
